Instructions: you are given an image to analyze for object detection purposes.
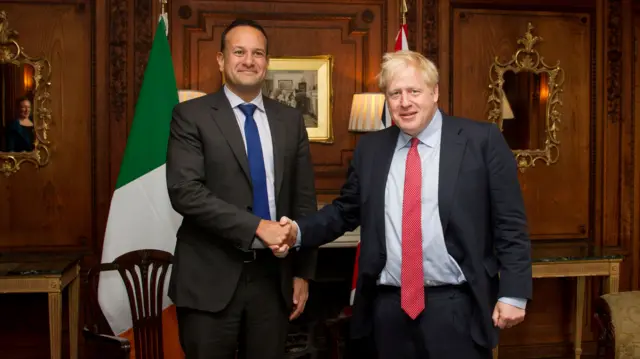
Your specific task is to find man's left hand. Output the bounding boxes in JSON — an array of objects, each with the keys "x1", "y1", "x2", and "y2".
[
  {"x1": 492, "y1": 301, "x2": 525, "y2": 329},
  {"x1": 290, "y1": 277, "x2": 309, "y2": 320}
]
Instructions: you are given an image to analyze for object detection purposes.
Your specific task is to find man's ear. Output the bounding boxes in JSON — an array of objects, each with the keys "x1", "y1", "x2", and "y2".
[{"x1": 216, "y1": 51, "x2": 224, "y2": 72}]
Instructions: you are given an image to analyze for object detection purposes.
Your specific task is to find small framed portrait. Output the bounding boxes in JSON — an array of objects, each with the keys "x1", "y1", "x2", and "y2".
[{"x1": 263, "y1": 55, "x2": 333, "y2": 143}]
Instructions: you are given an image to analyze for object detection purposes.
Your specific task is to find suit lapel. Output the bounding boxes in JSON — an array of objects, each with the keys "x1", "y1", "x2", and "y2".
[
  {"x1": 263, "y1": 98, "x2": 286, "y2": 200},
  {"x1": 438, "y1": 115, "x2": 467, "y2": 233},
  {"x1": 372, "y1": 126, "x2": 400, "y2": 248},
  {"x1": 209, "y1": 91, "x2": 251, "y2": 183}
]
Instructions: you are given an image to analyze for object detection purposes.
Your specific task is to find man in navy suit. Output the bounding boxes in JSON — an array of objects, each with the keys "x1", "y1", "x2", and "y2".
[{"x1": 277, "y1": 50, "x2": 532, "y2": 358}]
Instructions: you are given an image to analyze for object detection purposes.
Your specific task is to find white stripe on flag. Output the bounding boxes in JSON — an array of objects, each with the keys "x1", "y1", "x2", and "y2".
[
  {"x1": 98, "y1": 164, "x2": 181, "y2": 334},
  {"x1": 400, "y1": 28, "x2": 408, "y2": 50}
]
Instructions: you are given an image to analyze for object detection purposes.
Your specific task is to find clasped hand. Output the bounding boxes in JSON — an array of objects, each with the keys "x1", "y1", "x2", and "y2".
[{"x1": 256, "y1": 216, "x2": 297, "y2": 255}]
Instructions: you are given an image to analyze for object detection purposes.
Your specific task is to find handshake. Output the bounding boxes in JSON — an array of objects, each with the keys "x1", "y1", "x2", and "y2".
[{"x1": 256, "y1": 216, "x2": 298, "y2": 255}]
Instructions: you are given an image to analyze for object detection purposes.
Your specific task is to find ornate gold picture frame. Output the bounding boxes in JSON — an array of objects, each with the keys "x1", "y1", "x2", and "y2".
[
  {"x1": 487, "y1": 23, "x2": 564, "y2": 172},
  {"x1": 0, "y1": 10, "x2": 52, "y2": 175},
  {"x1": 264, "y1": 55, "x2": 333, "y2": 143}
]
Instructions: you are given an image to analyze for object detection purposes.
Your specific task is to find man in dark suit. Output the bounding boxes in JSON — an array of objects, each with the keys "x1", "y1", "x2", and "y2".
[
  {"x1": 166, "y1": 19, "x2": 318, "y2": 359},
  {"x1": 280, "y1": 50, "x2": 532, "y2": 358}
]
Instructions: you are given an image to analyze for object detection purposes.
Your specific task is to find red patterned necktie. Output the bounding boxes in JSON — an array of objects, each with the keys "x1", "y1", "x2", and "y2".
[{"x1": 401, "y1": 137, "x2": 425, "y2": 319}]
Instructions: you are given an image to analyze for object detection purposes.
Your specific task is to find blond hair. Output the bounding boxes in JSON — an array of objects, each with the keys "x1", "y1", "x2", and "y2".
[{"x1": 377, "y1": 50, "x2": 439, "y2": 93}]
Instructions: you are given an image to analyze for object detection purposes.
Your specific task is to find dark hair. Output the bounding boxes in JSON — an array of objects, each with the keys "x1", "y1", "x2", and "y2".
[
  {"x1": 16, "y1": 96, "x2": 31, "y2": 107},
  {"x1": 220, "y1": 19, "x2": 268, "y2": 54}
]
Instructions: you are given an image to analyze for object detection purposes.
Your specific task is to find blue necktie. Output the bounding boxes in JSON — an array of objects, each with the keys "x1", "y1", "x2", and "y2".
[{"x1": 238, "y1": 103, "x2": 270, "y2": 221}]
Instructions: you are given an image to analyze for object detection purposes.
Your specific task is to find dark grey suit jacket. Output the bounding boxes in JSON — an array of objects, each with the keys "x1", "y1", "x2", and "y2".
[
  {"x1": 297, "y1": 114, "x2": 532, "y2": 349},
  {"x1": 166, "y1": 89, "x2": 318, "y2": 313}
]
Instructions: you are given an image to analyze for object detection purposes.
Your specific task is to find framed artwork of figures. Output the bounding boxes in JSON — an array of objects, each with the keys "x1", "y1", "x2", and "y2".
[{"x1": 263, "y1": 55, "x2": 333, "y2": 143}]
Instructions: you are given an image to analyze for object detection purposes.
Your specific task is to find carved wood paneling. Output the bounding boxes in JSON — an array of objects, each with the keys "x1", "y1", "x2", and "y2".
[
  {"x1": 607, "y1": 0, "x2": 622, "y2": 125},
  {"x1": 599, "y1": 0, "x2": 624, "y2": 250},
  {"x1": 437, "y1": 0, "x2": 639, "y2": 355},
  {"x1": 423, "y1": 0, "x2": 439, "y2": 65},
  {"x1": 107, "y1": 0, "x2": 129, "y2": 196},
  {"x1": 451, "y1": 10, "x2": 592, "y2": 240},
  {"x1": 106, "y1": 0, "x2": 155, "y2": 209},
  {"x1": 0, "y1": 3, "x2": 93, "y2": 249},
  {"x1": 108, "y1": 0, "x2": 127, "y2": 125},
  {"x1": 633, "y1": 4, "x2": 640, "y2": 291},
  {"x1": 601, "y1": 0, "x2": 635, "y2": 259},
  {"x1": 439, "y1": 0, "x2": 630, "y2": 354},
  {"x1": 0, "y1": 1, "x2": 100, "y2": 358},
  {"x1": 402, "y1": 0, "x2": 438, "y2": 63},
  {"x1": 134, "y1": 0, "x2": 153, "y2": 101},
  {"x1": 406, "y1": 0, "x2": 417, "y2": 49},
  {"x1": 607, "y1": 0, "x2": 636, "y2": 291}
]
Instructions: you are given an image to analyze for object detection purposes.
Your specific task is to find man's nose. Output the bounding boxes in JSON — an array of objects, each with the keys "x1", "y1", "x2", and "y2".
[
  {"x1": 400, "y1": 93, "x2": 410, "y2": 107},
  {"x1": 242, "y1": 54, "x2": 254, "y2": 66}
]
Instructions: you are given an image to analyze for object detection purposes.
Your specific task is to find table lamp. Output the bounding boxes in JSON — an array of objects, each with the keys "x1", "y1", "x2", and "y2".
[{"x1": 348, "y1": 93, "x2": 388, "y2": 132}]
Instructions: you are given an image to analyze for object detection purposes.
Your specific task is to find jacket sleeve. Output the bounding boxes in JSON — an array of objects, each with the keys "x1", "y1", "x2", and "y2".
[
  {"x1": 485, "y1": 124, "x2": 532, "y2": 300},
  {"x1": 297, "y1": 140, "x2": 363, "y2": 248},
  {"x1": 289, "y1": 112, "x2": 319, "y2": 279}
]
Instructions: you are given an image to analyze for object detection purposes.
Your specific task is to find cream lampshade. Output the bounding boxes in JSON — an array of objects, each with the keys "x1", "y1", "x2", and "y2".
[
  {"x1": 501, "y1": 91, "x2": 515, "y2": 120},
  {"x1": 348, "y1": 93, "x2": 387, "y2": 132},
  {"x1": 178, "y1": 89, "x2": 207, "y2": 103}
]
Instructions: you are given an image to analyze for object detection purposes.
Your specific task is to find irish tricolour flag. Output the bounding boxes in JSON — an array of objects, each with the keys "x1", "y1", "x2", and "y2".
[{"x1": 97, "y1": 15, "x2": 184, "y2": 359}]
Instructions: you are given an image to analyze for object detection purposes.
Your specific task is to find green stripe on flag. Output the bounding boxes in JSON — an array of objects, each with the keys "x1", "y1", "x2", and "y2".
[{"x1": 115, "y1": 18, "x2": 179, "y2": 189}]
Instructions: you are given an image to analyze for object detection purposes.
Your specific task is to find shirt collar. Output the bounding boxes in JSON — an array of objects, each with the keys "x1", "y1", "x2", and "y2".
[
  {"x1": 223, "y1": 85, "x2": 265, "y2": 112},
  {"x1": 396, "y1": 108, "x2": 443, "y2": 151}
]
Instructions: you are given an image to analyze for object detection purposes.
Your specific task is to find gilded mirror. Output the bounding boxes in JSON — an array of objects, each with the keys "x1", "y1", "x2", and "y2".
[
  {"x1": 0, "y1": 11, "x2": 52, "y2": 175},
  {"x1": 487, "y1": 23, "x2": 564, "y2": 172}
]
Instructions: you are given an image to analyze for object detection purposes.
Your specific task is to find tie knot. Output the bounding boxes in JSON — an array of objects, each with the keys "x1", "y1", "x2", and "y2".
[
  {"x1": 410, "y1": 137, "x2": 420, "y2": 148},
  {"x1": 238, "y1": 103, "x2": 257, "y2": 117}
]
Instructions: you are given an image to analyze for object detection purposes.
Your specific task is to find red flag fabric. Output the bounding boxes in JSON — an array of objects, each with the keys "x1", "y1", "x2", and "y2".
[
  {"x1": 395, "y1": 24, "x2": 409, "y2": 51},
  {"x1": 349, "y1": 243, "x2": 361, "y2": 305}
]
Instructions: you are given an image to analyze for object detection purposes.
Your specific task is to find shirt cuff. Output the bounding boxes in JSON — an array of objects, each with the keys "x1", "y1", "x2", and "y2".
[
  {"x1": 294, "y1": 221, "x2": 302, "y2": 247},
  {"x1": 498, "y1": 297, "x2": 527, "y2": 309}
]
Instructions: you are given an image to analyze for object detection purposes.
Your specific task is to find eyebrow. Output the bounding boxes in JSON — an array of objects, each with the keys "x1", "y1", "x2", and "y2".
[
  {"x1": 389, "y1": 86, "x2": 422, "y2": 91},
  {"x1": 231, "y1": 46, "x2": 266, "y2": 52}
]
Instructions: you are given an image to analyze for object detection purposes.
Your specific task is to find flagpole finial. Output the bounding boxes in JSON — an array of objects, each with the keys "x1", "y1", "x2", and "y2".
[
  {"x1": 401, "y1": 0, "x2": 408, "y2": 25},
  {"x1": 160, "y1": 0, "x2": 167, "y2": 15}
]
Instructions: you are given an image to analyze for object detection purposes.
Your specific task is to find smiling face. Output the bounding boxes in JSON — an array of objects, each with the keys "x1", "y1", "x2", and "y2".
[
  {"x1": 378, "y1": 51, "x2": 440, "y2": 137},
  {"x1": 18, "y1": 99, "x2": 31, "y2": 120},
  {"x1": 386, "y1": 65, "x2": 439, "y2": 137},
  {"x1": 216, "y1": 25, "x2": 268, "y2": 96}
]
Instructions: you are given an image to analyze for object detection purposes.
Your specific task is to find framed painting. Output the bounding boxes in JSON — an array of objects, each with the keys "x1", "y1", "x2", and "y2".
[{"x1": 263, "y1": 55, "x2": 333, "y2": 143}]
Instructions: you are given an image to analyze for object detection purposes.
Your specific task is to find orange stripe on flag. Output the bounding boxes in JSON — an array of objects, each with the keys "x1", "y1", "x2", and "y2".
[{"x1": 119, "y1": 305, "x2": 184, "y2": 359}]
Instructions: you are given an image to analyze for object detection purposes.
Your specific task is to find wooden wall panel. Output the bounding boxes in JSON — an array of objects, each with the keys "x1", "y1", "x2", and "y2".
[
  {"x1": 0, "y1": 1, "x2": 100, "y2": 359},
  {"x1": 450, "y1": 11, "x2": 592, "y2": 240},
  {"x1": 168, "y1": 0, "x2": 394, "y2": 194},
  {"x1": 633, "y1": 4, "x2": 640, "y2": 291},
  {"x1": 445, "y1": 10, "x2": 597, "y2": 352},
  {"x1": 431, "y1": 0, "x2": 639, "y2": 357},
  {"x1": 0, "y1": 3, "x2": 93, "y2": 250}
]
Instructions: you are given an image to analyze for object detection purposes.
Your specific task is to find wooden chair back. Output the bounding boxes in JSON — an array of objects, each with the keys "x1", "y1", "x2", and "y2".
[{"x1": 85, "y1": 249, "x2": 173, "y2": 359}]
